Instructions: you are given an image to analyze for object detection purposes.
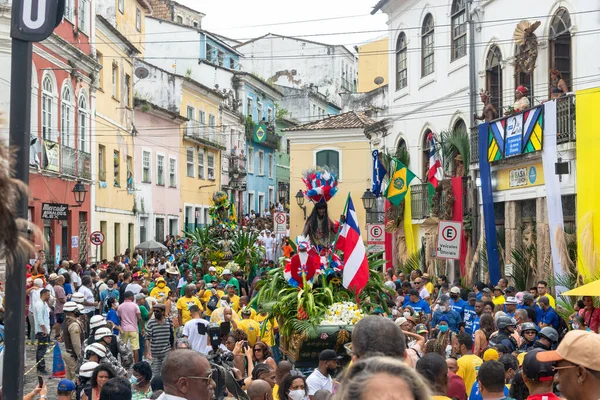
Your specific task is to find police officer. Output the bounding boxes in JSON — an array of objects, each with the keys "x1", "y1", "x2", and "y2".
[{"x1": 62, "y1": 301, "x2": 84, "y2": 380}]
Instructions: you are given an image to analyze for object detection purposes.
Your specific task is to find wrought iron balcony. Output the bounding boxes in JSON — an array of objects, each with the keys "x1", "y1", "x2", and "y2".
[
  {"x1": 61, "y1": 145, "x2": 77, "y2": 176},
  {"x1": 229, "y1": 154, "x2": 247, "y2": 177},
  {"x1": 78, "y1": 151, "x2": 91, "y2": 180},
  {"x1": 469, "y1": 95, "x2": 576, "y2": 165},
  {"x1": 184, "y1": 122, "x2": 226, "y2": 149},
  {"x1": 410, "y1": 183, "x2": 431, "y2": 220}
]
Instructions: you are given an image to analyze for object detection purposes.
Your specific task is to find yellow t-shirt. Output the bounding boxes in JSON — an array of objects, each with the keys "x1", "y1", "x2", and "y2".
[
  {"x1": 150, "y1": 285, "x2": 170, "y2": 304},
  {"x1": 273, "y1": 384, "x2": 279, "y2": 400},
  {"x1": 432, "y1": 397, "x2": 452, "y2": 400},
  {"x1": 492, "y1": 295, "x2": 506, "y2": 306},
  {"x1": 537, "y1": 293, "x2": 556, "y2": 308},
  {"x1": 255, "y1": 313, "x2": 279, "y2": 347},
  {"x1": 202, "y1": 290, "x2": 224, "y2": 317},
  {"x1": 425, "y1": 282, "x2": 434, "y2": 296},
  {"x1": 237, "y1": 318, "x2": 261, "y2": 346},
  {"x1": 229, "y1": 295, "x2": 241, "y2": 312},
  {"x1": 176, "y1": 296, "x2": 203, "y2": 325},
  {"x1": 457, "y1": 354, "x2": 483, "y2": 394}
]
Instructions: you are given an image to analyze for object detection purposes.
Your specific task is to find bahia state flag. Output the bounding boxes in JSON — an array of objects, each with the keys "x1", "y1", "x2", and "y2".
[
  {"x1": 336, "y1": 195, "x2": 369, "y2": 294},
  {"x1": 385, "y1": 160, "x2": 416, "y2": 206}
]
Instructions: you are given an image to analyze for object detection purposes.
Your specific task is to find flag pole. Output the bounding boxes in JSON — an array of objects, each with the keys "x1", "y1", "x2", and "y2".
[{"x1": 332, "y1": 192, "x2": 350, "y2": 250}]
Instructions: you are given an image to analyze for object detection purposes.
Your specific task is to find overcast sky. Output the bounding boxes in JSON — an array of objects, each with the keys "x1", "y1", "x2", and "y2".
[{"x1": 177, "y1": 0, "x2": 388, "y2": 50}]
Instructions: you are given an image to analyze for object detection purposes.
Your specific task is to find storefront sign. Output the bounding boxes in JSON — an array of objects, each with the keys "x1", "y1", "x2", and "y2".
[
  {"x1": 496, "y1": 162, "x2": 545, "y2": 191},
  {"x1": 367, "y1": 223, "x2": 385, "y2": 253},
  {"x1": 41, "y1": 203, "x2": 69, "y2": 220},
  {"x1": 436, "y1": 220, "x2": 462, "y2": 260}
]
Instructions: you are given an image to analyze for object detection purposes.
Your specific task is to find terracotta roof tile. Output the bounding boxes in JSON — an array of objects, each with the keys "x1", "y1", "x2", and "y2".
[{"x1": 284, "y1": 111, "x2": 376, "y2": 131}]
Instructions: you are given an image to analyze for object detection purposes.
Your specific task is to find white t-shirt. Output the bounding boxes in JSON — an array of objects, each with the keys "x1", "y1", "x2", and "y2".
[
  {"x1": 306, "y1": 369, "x2": 333, "y2": 395},
  {"x1": 127, "y1": 283, "x2": 143, "y2": 295},
  {"x1": 157, "y1": 262, "x2": 168, "y2": 272},
  {"x1": 78, "y1": 286, "x2": 96, "y2": 313},
  {"x1": 183, "y1": 318, "x2": 210, "y2": 354},
  {"x1": 419, "y1": 286, "x2": 430, "y2": 300},
  {"x1": 265, "y1": 237, "x2": 274, "y2": 250},
  {"x1": 69, "y1": 271, "x2": 81, "y2": 291}
]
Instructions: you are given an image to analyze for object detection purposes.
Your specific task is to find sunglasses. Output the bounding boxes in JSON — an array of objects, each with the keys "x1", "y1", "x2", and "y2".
[
  {"x1": 186, "y1": 371, "x2": 213, "y2": 383},
  {"x1": 253, "y1": 348, "x2": 263, "y2": 352}
]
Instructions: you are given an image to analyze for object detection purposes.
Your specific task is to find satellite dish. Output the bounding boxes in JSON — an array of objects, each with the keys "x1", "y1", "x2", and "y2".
[
  {"x1": 374, "y1": 76, "x2": 384, "y2": 86},
  {"x1": 135, "y1": 66, "x2": 149, "y2": 80}
]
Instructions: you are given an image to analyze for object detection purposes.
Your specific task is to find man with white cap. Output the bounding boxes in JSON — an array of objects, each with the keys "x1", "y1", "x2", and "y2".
[
  {"x1": 265, "y1": 230, "x2": 274, "y2": 261},
  {"x1": 537, "y1": 330, "x2": 600, "y2": 400},
  {"x1": 203, "y1": 266, "x2": 218, "y2": 284},
  {"x1": 62, "y1": 301, "x2": 85, "y2": 380},
  {"x1": 221, "y1": 269, "x2": 240, "y2": 293}
]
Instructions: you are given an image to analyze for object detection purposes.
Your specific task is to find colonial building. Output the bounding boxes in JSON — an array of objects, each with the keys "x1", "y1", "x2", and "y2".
[
  {"x1": 0, "y1": 0, "x2": 99, "y2": 265},
  {"x1": 147, "y1": 0, "x2": 205, "y2": 29}
]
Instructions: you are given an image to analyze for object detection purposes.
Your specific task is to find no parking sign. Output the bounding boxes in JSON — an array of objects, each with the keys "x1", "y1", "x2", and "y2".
[
  {"x1": 367, "y1": 223, "x2": 385, "y2": 253},
  {"x1": 436, "y1": 220, "x2": 462, "y2": 260}
]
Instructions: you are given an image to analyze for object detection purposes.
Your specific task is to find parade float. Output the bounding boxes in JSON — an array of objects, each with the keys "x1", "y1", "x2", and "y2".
[{"x1": 252, "y1": 168, "x2": 390, "y2": 367}]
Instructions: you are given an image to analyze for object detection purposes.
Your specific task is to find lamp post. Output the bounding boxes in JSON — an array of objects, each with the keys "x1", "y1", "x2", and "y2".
[
  {"x1": 361, "y1": 188, "x2": 376, "y2": 211},
  {"x1": 72, "y1": 181, "x2": 88, "y2": 206},
  {"x1": 278, "y1": 183, "x2": 288, "y2": 204},
  {"x1": 295, "y1": 189, "x2": 307, "y2": 220}
]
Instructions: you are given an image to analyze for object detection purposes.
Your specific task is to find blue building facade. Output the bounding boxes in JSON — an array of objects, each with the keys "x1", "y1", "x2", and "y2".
[
  {"x1": 235, "y1": 73, "x2": 283, "y2": 216},
  {"x1": 199, "y1": 32, "x2": 242, "y2": 70}
]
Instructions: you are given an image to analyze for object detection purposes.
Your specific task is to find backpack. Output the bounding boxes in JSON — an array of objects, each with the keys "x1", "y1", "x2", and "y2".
[
  {"x1": 207, "y1": 295, "x2": 219, "y2": 311},
  {"x1": 93, "y1": 281, "x2": 103, "y2": 302},
  {"x1": 557, "y1": 315, "x2": 569, "y2": 340},
  {"x1": 102, "y1": 289, "x2": 119, "y2": 314}
]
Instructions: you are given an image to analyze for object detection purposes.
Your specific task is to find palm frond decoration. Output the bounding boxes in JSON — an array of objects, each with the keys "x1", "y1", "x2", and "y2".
[
  {"x1": 0, "y1": 141, "x2": 40, "y2": 264},
  {"x1": 184, "y1": 226, "x2": 215, "y2": 261},
  {"x1": 231, "y1": 230, "x2": 265, "y2": 268},
  {"x1": 509, "y1": 247, "x2": 531, "y2": 291},
  {"x1": 440, "y1": 128, "x2": 470, "y2": 176},
  {"x1": 397, "y1": 249, "x2": 422, "y2": 275}
]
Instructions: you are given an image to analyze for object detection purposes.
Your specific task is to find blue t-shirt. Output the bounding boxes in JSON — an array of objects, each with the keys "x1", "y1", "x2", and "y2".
[
  {"x1": 539, "y1": 307, "x2": 560, "y2": 330},
  {"x1": 471, "y1": 315, "x2": 481, "y2": 342},
  {"x1": 106, "y1": 309, "x2": 121, "y2": 335},
  {"x1": 450, "y1": 298, "x2": 467, "y2": 319},
  {"x1": 431, "y1": 309, "x2": 462, "y2": 333},
  {"x1": 476, "y1": 292, "x2": 483, "y2": 301},
  {"x1": 469, "y1": 382, "x2": 509, "y2": 400},
  {"x1": 463, "y1": 304, "x2": 477, "y2": 334},
  {"x1": 404, "y1": 299, "x2": 431, "y2": 315}
]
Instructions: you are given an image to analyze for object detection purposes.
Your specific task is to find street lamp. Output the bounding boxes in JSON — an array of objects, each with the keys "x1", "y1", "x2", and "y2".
[
  {"x1": 278, "y1": 184, "x2": 288, "y2": 203},
  {"x1": 295, "y1": 189, "x2": 307, "y2": 220},
  {"x1": 361, "y1": 188, "x2": 376, "y2": 211},
  {"x1": 72, "y1": 181, "x2": 87, "y2": 206}
]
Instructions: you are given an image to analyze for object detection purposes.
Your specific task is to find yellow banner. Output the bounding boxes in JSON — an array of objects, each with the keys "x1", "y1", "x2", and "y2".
[
  {"x1": 495, "y1": 162, "x2": 545, "y2": 191},
  {"x1": 576, "y1": 88, "x2": 600, "y2": 279}
]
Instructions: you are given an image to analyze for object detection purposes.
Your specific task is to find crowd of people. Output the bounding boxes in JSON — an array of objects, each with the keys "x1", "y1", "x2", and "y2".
[{"x1": 14, "y1": 247, "x2": 600, "y2": 400}]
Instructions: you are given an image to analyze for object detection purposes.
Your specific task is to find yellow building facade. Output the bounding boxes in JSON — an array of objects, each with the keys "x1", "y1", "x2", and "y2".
[
  {"x1": 93, "y1": 13, "x2": 144, "y2": 260},
  {"x1": 179, "y1": 79, "x2": 226, "y2": 231},
  {"x1": 284, "y1": 112, "x2": 375, "y2": 240},
  {"x1": 357, "y1": 37, "x2": 389, "y2": 93}
]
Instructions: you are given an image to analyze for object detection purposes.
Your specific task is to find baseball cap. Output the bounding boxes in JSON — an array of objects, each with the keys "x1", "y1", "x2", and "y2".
[
  {"x1": 524, "y1": 348, "x2": 555, "y2": 382},
  {"x1": 319, "y1": 349, "x2": 342, "y2": 361},
  {"x1": 48, "y1": 273, "x2": 59, "y2": 281},
  {"x1": 536, "y1": 330, "x2": 600, "y2": 372},
  {"x1": 209, "y1": 266, "x2": 217, "y2": 272},
  {"x1": 450, "y1": 286, "x2": 461, "y2": 294},
  {"x1": 222, "y1": 269, "x2": 232, "y2": 275},
  {"x1": 416, "y1": 324, "x2": 428, "y2": 334},
  {"x1": 493, "y1": 286, "x2": 504, "y2": 292},
  {"x1": 505, "y1": 296, "x2": 517, "y2": 305},
  {"x1": 241, "y1": 307, "x2": 252, "y2": 315},
  {"x1": 506, "y1": 286, "x2": 516, "y2": 293},
  {"x1": 482, "y1": 287, "x2": 492, "y2": 294},
  {"x1": 57, "y1": 379, "x2": 76, "y2": 391},
  {"x1": 156, "y1": 277, "x2": 165, "y2": 283},
  {"x1": 483, "y1": 348, "x2": 499, "y2": 361},
  {"x1": 394, "y1": 317, "x2": 408, "y2": 327},
  {"x1": 468, "y1": 292, "x2": 477, "y2": 299},
  {"x1": 523, "y1": 293, "x2": 535, "y2": 302}
]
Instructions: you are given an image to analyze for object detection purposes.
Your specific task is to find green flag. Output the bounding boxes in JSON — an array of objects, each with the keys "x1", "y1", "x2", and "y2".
[
  {"x1": 253, "y1": 123, "x2": 267, "y2": 143},
  {"x1": 384, "y1": 159, "x2": 416, "y2": 206}
]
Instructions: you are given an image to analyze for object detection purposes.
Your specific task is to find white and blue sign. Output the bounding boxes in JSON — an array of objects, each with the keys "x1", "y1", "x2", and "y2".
[
  {"x1": 504, "y1": 115, "x2": 523, "y2": 157},
  {"x1": 55, "y1": 244, "x2": 61, "y2": 266}
]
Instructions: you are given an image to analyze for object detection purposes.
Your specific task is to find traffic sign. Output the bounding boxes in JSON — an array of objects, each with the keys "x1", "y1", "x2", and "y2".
[
  {"x1": 367, "y1": 223, "x2": 385, "y2": 253},
  {"x1": 436, "y1": 220, "x2": 462, "y2": 260},
  {"x1": 90, "y1": 231, "x2": 105, "y2": 246},
  {"x1": 274, "y1": 212, "x2": 287, "y2": 235}
]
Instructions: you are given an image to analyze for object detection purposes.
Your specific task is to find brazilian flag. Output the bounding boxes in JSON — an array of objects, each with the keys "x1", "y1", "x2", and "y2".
[
  {"x1": 385, "y1": 160, "x2": 416, "y2": 206},
  {"x1": 253, "y1": 123, "x2": 267, "y2": 143}
]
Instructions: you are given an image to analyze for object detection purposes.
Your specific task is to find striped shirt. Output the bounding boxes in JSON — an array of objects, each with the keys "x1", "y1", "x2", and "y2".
[{"x1": 145, "y1": 318, "x2": 173, "y2": 356}]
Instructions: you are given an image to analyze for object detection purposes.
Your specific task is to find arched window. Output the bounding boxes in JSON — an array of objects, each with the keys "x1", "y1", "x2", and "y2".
[
  {"x1": 422, "y1": 129, "x2": 432, "y2": 179},
  {"x1": 315, "y1": 149, "x2": 340, "y2": 175},
  {"x1": 61, "y1": 85, "x2": 74, "y2": 148},
  {"x1": 78, "y1": 94, "x2": 88, "y2": 153},
  {"x1": 396, "y1": 32, "x2": 408, "y2": 90},
  {"x1": 515, "y1": 44, "x2": 534, "y2": 102},
  {"x1": 549, "y1": 8, "x2": 571, "y2": 90},
  {"x1": 453, "y1": 118, "x2": 466, "y2": 134},
  {"x1": 486, "y1": 46, "x2": 503, "y2": 112},
  {"x1": 451, "y1": 0, "x2": 467, "y2": 60},
  {"x1": 42, "y1": 75, "x2": 55, "y2": 141},
  {"x1": 421, "y1": 14, "x2": 435, "y2": 77}
]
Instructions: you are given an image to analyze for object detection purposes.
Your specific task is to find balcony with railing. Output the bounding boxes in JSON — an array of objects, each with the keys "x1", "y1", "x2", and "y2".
[
  {"x1": 229, "y1": 154, "x2": 247, "y2": 177},
  {"x1": 33, "y1": 138, "x2": 92, "y2": 180},
  {"x1": 410, "y1": 183, "x2": 431, "y2": 220},
  {"x1": 469, "y1": 95, "x2": 575, "y2": 165},
  {"x1": 62, "y1": 145, "x2": 77, "y2": 176},
  {"x1": 184, "y1": 121, "x2": 226, "y2": 149}
]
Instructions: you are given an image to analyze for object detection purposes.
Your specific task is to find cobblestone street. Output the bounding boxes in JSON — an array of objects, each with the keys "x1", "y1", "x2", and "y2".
[{"x1": 22, "y1": 342, "x2": 62, "y2": 397}]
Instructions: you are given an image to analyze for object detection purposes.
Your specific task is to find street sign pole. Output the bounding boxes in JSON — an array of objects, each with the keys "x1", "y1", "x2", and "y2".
[
  {"x1": 4, "y1": 37, "x2": 33, "y2": 400},
  {"x1": 4, "y1": 0, "x2": 64, "y2": 397}
]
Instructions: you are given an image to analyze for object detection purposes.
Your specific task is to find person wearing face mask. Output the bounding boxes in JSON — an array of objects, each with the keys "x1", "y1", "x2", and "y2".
[
  {"x1": 130, "y1": 361, "x2": 153, "y2": 400},
  {"x1": 149, "y1": 277, "x2": 171, "y2": 304},
  {"x1": 449, "y1": 287, "x2": 467, "y2": 319},
  {"x1": 306, "y1": 349, "x2": 340, "y2": 398},
  {"x1": 432, "y1": 296, "x2": 462, "y2": 333},
  {"x1": 279, "y1": 372, "x2": 309, "y2": 400},
  {"x1": 145, "y1": 304, "x2": 174, "y2": 377}
]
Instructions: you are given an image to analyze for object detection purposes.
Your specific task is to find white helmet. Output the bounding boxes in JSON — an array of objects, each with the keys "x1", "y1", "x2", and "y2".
[
  {"x1": 90, "y1": 315, "x2": 106, "y2": 329},
  {"x1": 71, "y1": 292, "x2": 85, "y2": 303},
  {"x1": 79, "y1": 361, "x2": 99, "y2": 378},
  {"x1": 85, "y1": 343, "x2": 107, "y2": 358},
  {"x1": 94, "y1": 327, "x2": 112, "y2": 341},
  {"x1": 63, "y1": 301, "x2": 78, "y2": 312}
]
